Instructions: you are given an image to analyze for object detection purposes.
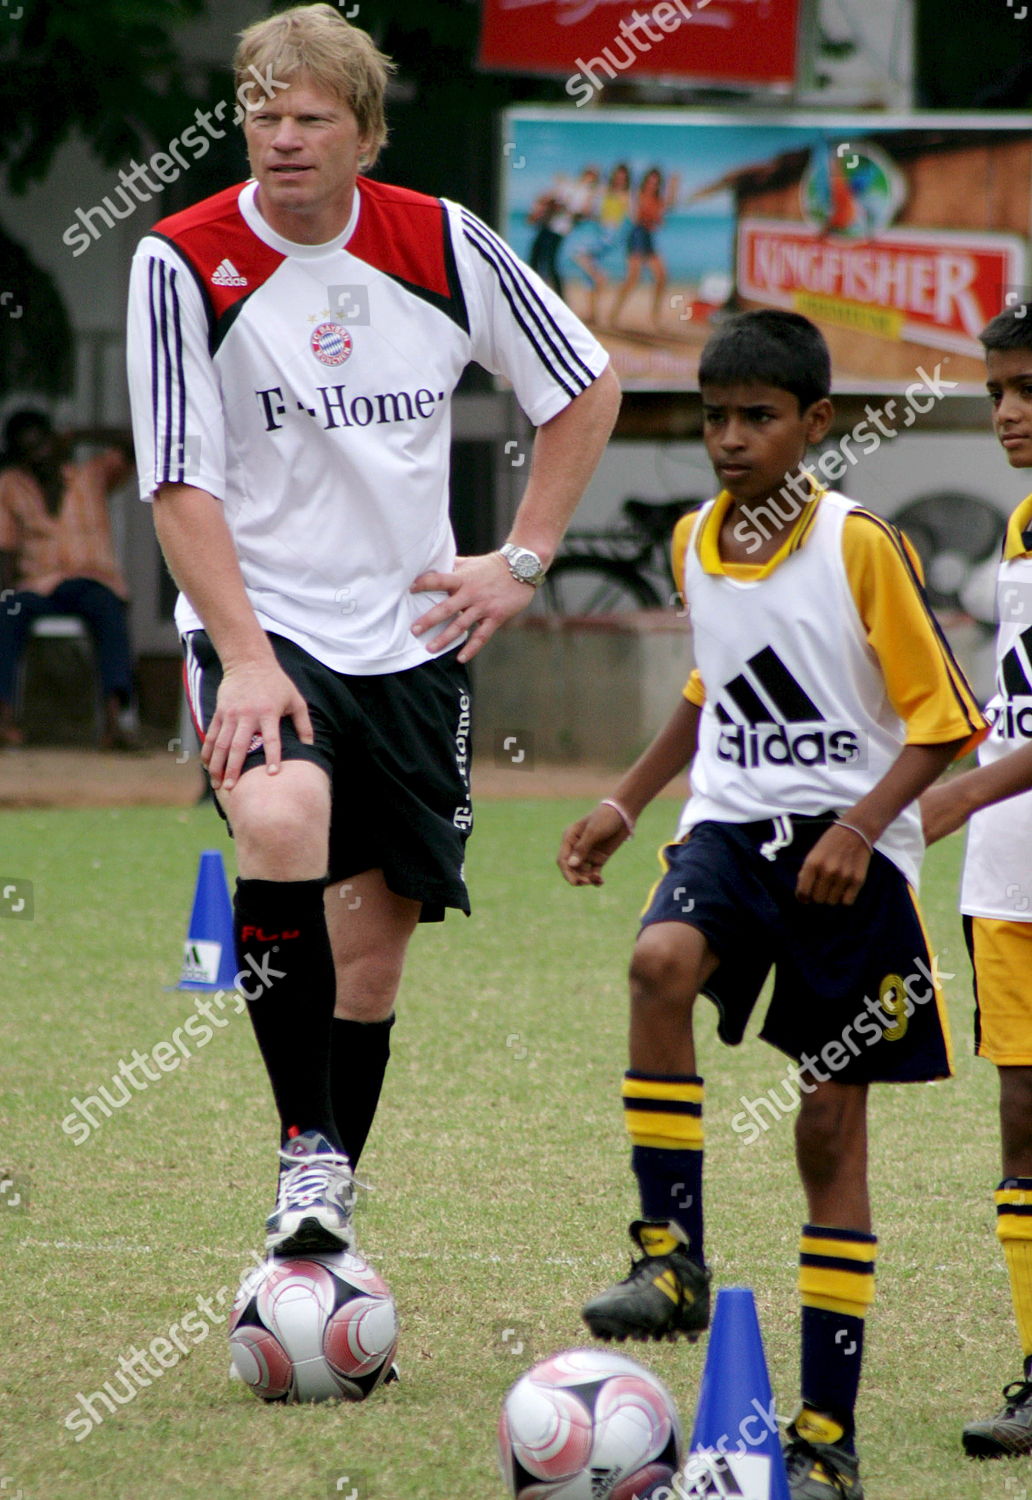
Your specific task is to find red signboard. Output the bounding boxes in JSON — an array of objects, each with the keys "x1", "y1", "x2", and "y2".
[
  {"x1": 738, "y1": 219, "x2": 1027, "y2": 358},
  {"x1": 478, "y1": 0, "x2": 801, "y2": 92}
]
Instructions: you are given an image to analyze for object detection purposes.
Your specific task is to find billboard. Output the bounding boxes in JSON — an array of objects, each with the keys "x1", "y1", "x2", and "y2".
[
  {"x1": 479, "y1": 0, "x2": 801, "y2": 91},
  {"x1": 499, "y1": 109, "x2": 1032, "y2": 394}
]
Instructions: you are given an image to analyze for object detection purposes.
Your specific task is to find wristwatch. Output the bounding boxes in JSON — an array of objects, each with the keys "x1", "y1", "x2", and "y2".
[{"x1": 499, "y1": 543, "x2": 547, "y2": 588}]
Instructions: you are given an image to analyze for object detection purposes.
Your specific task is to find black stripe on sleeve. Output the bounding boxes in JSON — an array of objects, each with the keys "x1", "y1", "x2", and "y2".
[
  {"x1": 147, "y1": 257, "x2": 161, "y2": 485},
  {"x1": 460, "y1": 209, "x2": 595, "y2": 401},
  {"x1": 149, "y1": 233, "x2": 215, "y2": 348},
  {"x1": 169, "y1": 268, "x2": 187, "y2": 483},
  {"x1": 158, "y1": 263, "x2": 175, "y2": 482}
]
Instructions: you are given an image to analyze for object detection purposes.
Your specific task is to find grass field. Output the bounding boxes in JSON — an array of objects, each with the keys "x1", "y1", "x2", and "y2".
[{"x1": 0, "y1": 794, "x2": 1022, "y2": 1499}]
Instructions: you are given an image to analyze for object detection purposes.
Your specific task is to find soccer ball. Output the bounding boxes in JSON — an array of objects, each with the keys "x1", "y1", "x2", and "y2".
[
  {"x1": 499, "y1": 1348, "x2": 683, "y2": 1500},
  {"x1": 228, "y1": 1249, "x2": 398, "y2": 1403}
]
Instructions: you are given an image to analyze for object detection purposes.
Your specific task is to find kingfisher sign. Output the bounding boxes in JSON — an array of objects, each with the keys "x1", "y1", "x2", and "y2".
[
  {"x1": 499, "y1": 110, "x2": 1032, "y2": 392},
  {"x1": 738, "y1": 138, "x2": 1025, "y2": 356},
  {"x1": 739, "y1": 221, "x2": 1025, "y2": 355}
]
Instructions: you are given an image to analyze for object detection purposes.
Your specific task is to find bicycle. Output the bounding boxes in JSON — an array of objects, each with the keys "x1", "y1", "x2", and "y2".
[{"x1": 534, "y1": 496, "x2": 705, "y2": 615}]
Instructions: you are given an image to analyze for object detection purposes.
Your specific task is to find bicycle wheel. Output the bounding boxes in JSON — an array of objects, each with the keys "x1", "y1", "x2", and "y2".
[{"x1": 537, "y1": 557, "x2": 665, "y2": 615}]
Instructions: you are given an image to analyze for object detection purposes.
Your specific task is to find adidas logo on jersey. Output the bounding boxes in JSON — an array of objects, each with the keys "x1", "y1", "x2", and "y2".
[
  {"x1": 715, "y1": 645, "x2": 864, "y2": 769},
  {"x1": 717, "y1": 723, "x2": 862, "y2": 768},
  {"x1": 986, "y1": 701, "x2": 1032, "y2": 740},
  {"x1": 211, "y1": 258, "x2": 248, "y2": 287},
  {"x1": 999, "y1": 624, "x2": 1032, "y2": 700}
]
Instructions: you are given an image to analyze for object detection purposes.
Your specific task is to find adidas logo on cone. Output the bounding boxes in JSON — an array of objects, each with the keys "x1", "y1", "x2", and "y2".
[
  {"x1": 681, "y1": 1286, "x2": 790, "y2": 1499},
  {"x1": 178, "y1": 849, "x2": 238, "y2": 991}
]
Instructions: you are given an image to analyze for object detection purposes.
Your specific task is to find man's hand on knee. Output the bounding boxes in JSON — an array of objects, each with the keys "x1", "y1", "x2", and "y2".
[{"x1": 204, "y1": 659, "x2": 313, "y2": 789}]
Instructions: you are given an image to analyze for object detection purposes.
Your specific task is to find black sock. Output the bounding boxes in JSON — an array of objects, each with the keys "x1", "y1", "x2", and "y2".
[
  {"x1": 330, "y1": 1014, "x2": 395, "y2": 1169},
  {"x1": 234, "y1": 877, "x2": 342, "y2": 1150}
]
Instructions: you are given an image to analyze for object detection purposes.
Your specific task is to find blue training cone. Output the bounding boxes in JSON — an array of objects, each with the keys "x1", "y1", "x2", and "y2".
[
  {"x1": 178, "y1": 850, "x2": 238, "y2": 991},
  {"x1": 682, "y1": 1286, "x2": 790, "y2": 1500}
]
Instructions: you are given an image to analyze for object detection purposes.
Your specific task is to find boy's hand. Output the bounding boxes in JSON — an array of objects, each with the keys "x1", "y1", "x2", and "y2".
[
  {"x1": 920, "y1": 783, "x2": 969, "y2": 845},
  {"x1": 558, "y1": 804, "x2": 630, "y2": 886},
  {"x1": 795, "y1": 824, "x2": 871, "y2": 906}
]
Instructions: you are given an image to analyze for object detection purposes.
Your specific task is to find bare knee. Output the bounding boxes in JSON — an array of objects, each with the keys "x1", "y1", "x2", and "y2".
[
  {"x1": 630, "y1": 926, "x2": 697, "y2": 1005},
  {"x1": 222, "y1": 766, "x2": 330, "y2": 878},
  {"x1": 629, "y1": 925, "x2": 715, "y2": 1025},
  {"x1": 334, "y1": 948, "x2": 406, "y2": 1020}
]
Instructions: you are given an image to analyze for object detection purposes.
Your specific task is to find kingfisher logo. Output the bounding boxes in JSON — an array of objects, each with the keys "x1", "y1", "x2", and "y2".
[
  {"x1": 801, "y1": 139, "x2": 906, "y2": 240},
  {"x1": 714, "y1": 646, "x2": 865, "y2": 769}
]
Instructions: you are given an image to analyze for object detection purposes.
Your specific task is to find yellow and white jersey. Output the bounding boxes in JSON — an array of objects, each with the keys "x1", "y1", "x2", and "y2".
[
  {"x1": 962, "y1": 494, "x2": 1032, "y2": 920},
  {"x1": 671, "y1": 487, "x2": 985, "y2": 888}
]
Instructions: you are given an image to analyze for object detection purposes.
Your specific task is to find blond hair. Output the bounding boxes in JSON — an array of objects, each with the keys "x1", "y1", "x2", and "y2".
[{"x1": 235, "y1": 4, "x2": 394, "y2": 169}]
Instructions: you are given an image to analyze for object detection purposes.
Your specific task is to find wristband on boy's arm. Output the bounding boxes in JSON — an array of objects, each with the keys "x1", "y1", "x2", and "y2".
[
  {"x1": 600, "y1": 798, "x2": 636, "y2": 838},
  {"x1": 836, "y1": 819, "x2": 873, "y2": 854}
]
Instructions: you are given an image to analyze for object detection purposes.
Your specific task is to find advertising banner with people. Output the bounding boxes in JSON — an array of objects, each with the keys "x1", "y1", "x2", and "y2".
[{"x1": 499, "y1": 109, "x2": 1032, "y2": 393}]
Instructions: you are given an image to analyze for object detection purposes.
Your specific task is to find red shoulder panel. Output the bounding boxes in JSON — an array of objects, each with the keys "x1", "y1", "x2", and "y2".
[
  {"x1": 150, "y1": 183, "x2": 285, "y2": 320},
  {"x1": 348, "y1": 178, "x2": 451, "y2": 299}
]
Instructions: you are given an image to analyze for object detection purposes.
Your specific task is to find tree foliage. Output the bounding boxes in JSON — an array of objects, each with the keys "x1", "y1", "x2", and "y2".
[{"x1": 0, "y1": 0, "x2": 209, "y2": 195}]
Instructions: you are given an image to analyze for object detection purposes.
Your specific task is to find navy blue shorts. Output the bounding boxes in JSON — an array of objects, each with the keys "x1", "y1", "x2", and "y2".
[
  {"x1": 640, "y1": 814, "x2": 951, "y2": 1084},
  {"x1": 184, "y1": 630, "x2": 473, "y2": 923}
]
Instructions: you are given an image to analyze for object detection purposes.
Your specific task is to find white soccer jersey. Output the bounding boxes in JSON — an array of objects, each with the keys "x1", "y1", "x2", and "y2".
[
  {"x1": 674, "y1": 490, "x2": 983, "y2": 888},
  {"x1": 962, "y1": 496, "x2": 1032, "y2": 920},
  {"x1": 126, "y1": 177, "x2": 608, "y2": 674}
]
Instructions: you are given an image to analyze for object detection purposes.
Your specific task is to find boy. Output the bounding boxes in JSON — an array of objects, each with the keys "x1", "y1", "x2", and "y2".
[
  {"x1": 558, "y1": 309, "x2": 985, "y2": 1499},
  {"x1": 922, "y1": 305, "x2": 1032, "y2": 1459}
]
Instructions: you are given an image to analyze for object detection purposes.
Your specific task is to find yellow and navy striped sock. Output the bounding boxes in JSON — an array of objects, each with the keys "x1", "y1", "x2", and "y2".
[
  {"x1": 798, "y1": 1223, "x2": 877, "y2": 1452},
  {"x1": 623, "y1": 1070, "x2": 704, "y2": 1260},
  {"x1": 997, "y1": 1177, "x2": 1032, "y2": 1368}
]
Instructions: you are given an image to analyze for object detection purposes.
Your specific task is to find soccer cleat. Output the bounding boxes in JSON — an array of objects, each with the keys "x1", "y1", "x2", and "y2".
[
  {"x1": 783, "y1": 1426, "x2": 864, "y2": 1499},
  {"x1": 962, "y1": 1378, "x2": 1032, "y2": 1457},
  {"x1": 265, "y1": 1129, "x2": 356, "y2": 1256},
  {"x1": 581, "y1": 1219, "x2": 711, "y2": 1343}
]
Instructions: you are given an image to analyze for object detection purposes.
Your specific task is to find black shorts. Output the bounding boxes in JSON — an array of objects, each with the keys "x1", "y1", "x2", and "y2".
[
  {"x1": 640, "y1": 813, "x2": 952, "y2": 1084},
  {"x1": 184, "y1": 631, "x2": 473, "y2": 923}
]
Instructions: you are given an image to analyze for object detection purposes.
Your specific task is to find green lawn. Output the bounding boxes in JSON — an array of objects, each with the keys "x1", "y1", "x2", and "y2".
[{"x1": 0, "y1": 797, "x2": 1019, "y2": 1499}]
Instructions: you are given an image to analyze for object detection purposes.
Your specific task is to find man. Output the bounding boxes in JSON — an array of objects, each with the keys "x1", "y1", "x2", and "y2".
[
  {"x1": 125, "y1": 4, "x2": 619, "y2": 1262},
  {"x1": 0, "y1": 410, "x2": 136, "y2": 749}
]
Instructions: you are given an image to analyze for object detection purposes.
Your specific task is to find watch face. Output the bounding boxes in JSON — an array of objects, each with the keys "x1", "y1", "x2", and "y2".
[{"x1": 503, "y1": 545, "x2": 542, "y2": 583}]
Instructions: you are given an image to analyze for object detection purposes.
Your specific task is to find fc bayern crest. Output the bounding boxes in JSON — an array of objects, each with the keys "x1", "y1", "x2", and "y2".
[{"x1": 311, "y1": 321, "x2": 353, "y2": 366}]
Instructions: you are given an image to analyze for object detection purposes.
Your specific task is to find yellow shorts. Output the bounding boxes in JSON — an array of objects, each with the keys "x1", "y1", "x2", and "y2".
[{"x1": 966, "y1": 915, "x2": 1032, "y2": 1065}]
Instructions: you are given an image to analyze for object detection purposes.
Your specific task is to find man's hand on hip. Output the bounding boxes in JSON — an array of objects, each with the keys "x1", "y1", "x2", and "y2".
[
  {"x1": 203, "y1": 659, "x2": 314, "y2": 792},
  {"x1": 410, "y1": 552, "x2": 538, "y2": 664}
]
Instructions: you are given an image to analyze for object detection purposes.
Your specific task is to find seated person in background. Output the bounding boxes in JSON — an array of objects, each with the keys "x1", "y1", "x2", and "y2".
[{"x1": 0, "y1": 409, "x2": 137, "y2": 749}]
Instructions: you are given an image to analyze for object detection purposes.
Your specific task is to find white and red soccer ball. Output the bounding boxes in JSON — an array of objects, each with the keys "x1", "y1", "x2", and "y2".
[
  {"x1": 499, "y1": 1348, "x2": 683, "y2": 1500},
  {"x1": 229, "y1": 1249, "x2": 398, "y2": 1403}
]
